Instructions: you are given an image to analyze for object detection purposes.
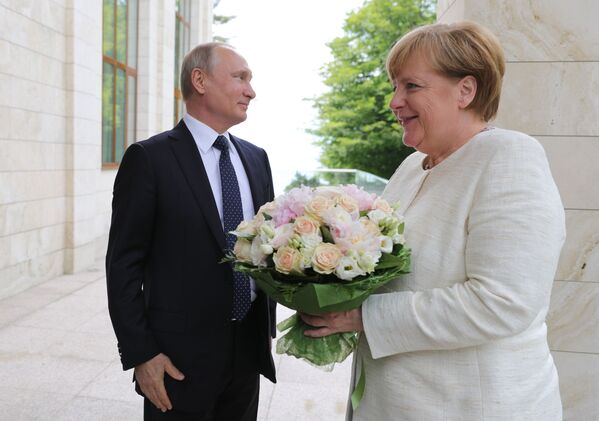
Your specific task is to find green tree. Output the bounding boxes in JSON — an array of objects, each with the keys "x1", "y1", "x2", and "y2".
[{"x1": 311, "y1": 0, "x2": 435, "y2": 179}]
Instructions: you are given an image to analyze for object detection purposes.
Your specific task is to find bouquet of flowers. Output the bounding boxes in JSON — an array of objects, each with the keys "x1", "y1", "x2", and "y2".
[{"x1": 226, "y1": 184, "x2": 410, "y2": 370}]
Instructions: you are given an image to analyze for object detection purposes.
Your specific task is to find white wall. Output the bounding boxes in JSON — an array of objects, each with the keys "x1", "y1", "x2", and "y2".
[
  {"x1": 0, "y1": 0, "x2": 213, "y2": 299},
  {"x1": 438, "y1": 1, "x2": 599, "y2": 419}
]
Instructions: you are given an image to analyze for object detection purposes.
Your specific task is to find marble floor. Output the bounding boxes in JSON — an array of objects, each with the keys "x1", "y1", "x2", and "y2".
[{"x1": 0, "y1": 261, "x2": 352, "y2": 420}]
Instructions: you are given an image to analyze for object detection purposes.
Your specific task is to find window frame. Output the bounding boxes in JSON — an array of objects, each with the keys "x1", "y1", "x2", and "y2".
[
  {"x1": 174, "y1": 0, "x2": 192, "y2": 125},
  {"x1": 102, "y1": 0, "x2": 139, "y2": 169}
]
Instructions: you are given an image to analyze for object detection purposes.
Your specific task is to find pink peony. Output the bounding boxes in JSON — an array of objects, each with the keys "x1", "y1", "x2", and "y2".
[
  {"x1": 339, "y1": 185, "x2": 376, "y2": 211},
  {"x1": 270, "y1": 223, "x2": 295, "y2": 249}
]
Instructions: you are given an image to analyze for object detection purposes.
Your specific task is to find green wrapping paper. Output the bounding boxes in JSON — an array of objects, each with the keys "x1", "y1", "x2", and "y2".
[
  {"x1": 275, "y1": 313, "x2": 358, "y2": 369},
  {"x1": 235, "y1": 246, "x2": 411, "y2": 368}
]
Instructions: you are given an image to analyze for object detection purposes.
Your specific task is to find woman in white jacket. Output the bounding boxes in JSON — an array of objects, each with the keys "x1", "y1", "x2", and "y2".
[{"x1": 301, "y1": 21, "x2": 565, "y2": 420}]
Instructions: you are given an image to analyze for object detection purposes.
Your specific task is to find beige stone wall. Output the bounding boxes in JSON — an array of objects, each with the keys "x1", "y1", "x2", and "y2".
[
  {"x1": 0, "y1": 0, "x2": 213, "y2": 299},
  {"x1": 1, "y1": 1, "x2": 74, "y2": 295},
  {"x1": 64, "y1": 0, "x2": 104, "y2": 274},
  {"x1": 438, "y1": 1, "x2": 599, "y2": 419}
]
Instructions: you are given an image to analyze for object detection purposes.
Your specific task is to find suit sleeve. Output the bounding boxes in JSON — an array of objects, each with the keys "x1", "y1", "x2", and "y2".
[
  {"x1": 106, "y1": 143, "x2": 161, "y2": 370},
  {"x1": 362, "y1": 138, "x2": 565, "y2": 358},
  {"x1": 262, "y1": 149, "x2": 278, "y2": 338}
]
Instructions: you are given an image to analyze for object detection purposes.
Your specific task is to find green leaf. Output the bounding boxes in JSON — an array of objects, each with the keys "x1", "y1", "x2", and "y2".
[
  {"x1": 243, "y1": 253, "x2": 410, "y2": 314},
  {"x1": 321, "y1": 225, "x2": 334, "y2": 243},
  {"x1": 377, "y1": 247, "x2": 411, "y2": 270}
]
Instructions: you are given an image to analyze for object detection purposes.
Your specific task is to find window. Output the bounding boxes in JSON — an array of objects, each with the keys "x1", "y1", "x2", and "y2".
[
  {"x1": 102, "y1": 0, "x2": 138, "y2": 166},
  {"x1": 174, "y1": 0, "x2": 192, "y2": 124}
]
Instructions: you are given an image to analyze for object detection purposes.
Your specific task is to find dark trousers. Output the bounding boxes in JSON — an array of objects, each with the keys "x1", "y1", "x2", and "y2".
[
  {"x1": 143, "y1": 305, "x2": 262, "y2": 421},
  {"x1": 143, "y1": 374, "x2": 259, "y2": 420}
]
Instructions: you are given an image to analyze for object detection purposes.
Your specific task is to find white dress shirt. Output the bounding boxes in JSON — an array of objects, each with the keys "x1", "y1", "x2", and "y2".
[{"x1": 183, "y1": 113, "x2": 257, "y2": 300}]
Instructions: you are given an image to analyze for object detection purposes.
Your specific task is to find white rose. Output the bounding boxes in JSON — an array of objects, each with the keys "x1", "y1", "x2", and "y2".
[
  {"x1": 231, "y1": 220, "x2": 256, "y2": 239},
  {"x1": 323, "y1": 206, "x2": 354, "y2": 227},
  {"x1": 367, "y1": 209, "x2": 388, "y2": 225},
  {"x1": 233, "y1": 238, "x2": 252, "y2": 263},
  {"x1": 311, "y1": 243, "x2": 343, "y2": 274},
  {"x1": 260, "y1": 243, "x2": 274, "y2": 255},
  {"x1": 298, "y1": 234, "x2": 322, "y2": 269},
  {"x1": 301, "y1": 233, "x2": 322, "y2": 250},
  {"x1": 357, "y1": 251, "x2": 381, "y2": 273}
]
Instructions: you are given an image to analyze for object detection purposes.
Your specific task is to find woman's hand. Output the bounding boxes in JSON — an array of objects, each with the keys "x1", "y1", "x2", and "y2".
[{"x1": 300, "y1": 308, "x2": 364, "y2": 337}]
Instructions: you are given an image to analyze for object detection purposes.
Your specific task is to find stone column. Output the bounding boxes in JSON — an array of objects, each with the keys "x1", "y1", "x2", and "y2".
[
  {"x1": 437, "y1": 1, "x2": 599, "y2": 419},
  {"x1": 64, "y1": 0, "x2": 103, "y2": 273},
  {"x1": 137, "y1": 0, "x2": 177, "y2": 140},
  {"x1": 190, "y1": 0, "x2": 213, "y2": 46}
]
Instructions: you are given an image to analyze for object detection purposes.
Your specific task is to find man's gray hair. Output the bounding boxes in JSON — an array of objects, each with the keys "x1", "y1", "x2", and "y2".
[{"x1": 180, "y1": 42, "x2": 234, "y2": 101}]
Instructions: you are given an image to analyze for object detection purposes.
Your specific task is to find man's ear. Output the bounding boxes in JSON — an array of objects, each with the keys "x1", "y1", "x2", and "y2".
[
  {"x1": 457, "y1": 75, "x2": 477, "y2": 109},
  {"x1": 191, "y1": 68, "x2": 207, "y2": 95}
]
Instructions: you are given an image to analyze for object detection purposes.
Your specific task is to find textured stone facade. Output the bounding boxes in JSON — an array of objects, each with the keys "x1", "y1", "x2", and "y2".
[
  {"x1": 438, "y1": 1, "x2": 599, "y2": 419},
  {"x1": 0, "y1": 0, "x2": 213, "y2": 298}
]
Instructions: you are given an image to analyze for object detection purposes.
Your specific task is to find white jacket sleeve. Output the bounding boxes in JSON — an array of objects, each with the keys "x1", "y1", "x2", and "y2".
[{"x1": 362, "y1": 137, "x2": 565, "y2": 359}]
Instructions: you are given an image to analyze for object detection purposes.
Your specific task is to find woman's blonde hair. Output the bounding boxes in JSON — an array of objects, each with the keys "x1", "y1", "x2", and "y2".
[{"x1": 386, "y1": 21, "x2": 505, "y2": 121}]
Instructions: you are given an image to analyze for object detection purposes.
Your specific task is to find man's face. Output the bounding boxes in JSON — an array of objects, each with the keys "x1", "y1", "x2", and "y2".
[{"x1": 201, "y1": 47, "x2": 256, "y2": 133}]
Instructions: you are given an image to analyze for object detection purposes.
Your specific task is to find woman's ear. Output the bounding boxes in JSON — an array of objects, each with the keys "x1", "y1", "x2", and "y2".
[
  {"x1": 191, "y1": 68, "x2": 207, "y2": 95},
  {"x1": 457, "y1": 75, "x2": 477, "y2": 109}
]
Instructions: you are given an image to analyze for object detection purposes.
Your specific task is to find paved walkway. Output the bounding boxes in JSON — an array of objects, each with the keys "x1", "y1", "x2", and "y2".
[{"x1": 0, "y1": 260, "x2": 351, "y2": 420}]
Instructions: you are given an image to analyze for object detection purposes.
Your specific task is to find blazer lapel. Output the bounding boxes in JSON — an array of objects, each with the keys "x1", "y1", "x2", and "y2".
[
  {"x1": 230, "y1": 135, "x2": 264, "y2": 213},
  {"x1": 168, "y1": 120, "x2": 226, "y2": 250},
  {"x1": 383, "y1": 152, "x2": 430, "y2": 216}
]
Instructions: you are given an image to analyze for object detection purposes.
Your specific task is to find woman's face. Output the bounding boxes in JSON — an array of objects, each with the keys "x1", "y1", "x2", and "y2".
[{"x1": 389, "y1": 53, "x2": 465, "y2": 156}]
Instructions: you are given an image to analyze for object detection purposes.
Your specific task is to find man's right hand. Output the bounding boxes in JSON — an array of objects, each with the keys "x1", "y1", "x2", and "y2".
[{"x1": 134, "y1": 353, "x2": 185, "y2": 412}]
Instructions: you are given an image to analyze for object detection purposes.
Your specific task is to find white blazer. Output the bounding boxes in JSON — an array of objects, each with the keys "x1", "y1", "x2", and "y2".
[{"x1": 350, "y1": 128, "x2": 565, "y2": 421}]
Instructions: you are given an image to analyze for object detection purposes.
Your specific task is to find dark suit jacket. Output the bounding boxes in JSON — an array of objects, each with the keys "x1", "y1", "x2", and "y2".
[{"x1": 106, "y1": 120, "x2": 276, "y2": 411}]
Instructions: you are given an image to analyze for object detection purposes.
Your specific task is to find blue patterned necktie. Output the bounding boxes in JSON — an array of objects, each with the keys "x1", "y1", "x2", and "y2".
[{"x1": 213, "y1": 135, "x2": 251, "y2": 320}]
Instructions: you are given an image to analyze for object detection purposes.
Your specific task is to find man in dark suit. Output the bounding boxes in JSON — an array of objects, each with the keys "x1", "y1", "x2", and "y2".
[{"x1": 106, "y1": 42, "x2": 276, "y2": 420}]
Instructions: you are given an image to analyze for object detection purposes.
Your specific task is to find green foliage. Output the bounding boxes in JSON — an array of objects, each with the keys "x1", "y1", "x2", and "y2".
[
  {"x1": 212, "y1": 1, "x2": 236, "y2": 43},
  {"x1": 214, "y1": 14, "x2": 235, "y2": 25},
  {"x1": 213, "y1": 14, "x2": 236, "y2": 42},
  {"x1": 311, "y1": 0, "x2": 435, "y2": 179}
]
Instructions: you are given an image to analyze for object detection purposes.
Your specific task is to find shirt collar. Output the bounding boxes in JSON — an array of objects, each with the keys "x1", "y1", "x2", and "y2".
[{"x1": 183, "y1": 113, "x2": 232, "y2": 154}]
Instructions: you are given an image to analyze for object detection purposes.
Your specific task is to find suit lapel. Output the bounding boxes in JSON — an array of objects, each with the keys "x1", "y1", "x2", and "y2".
[
  {"x1": 168, "y1": 120, "x2": 226, "y2": 250},
  {"x1": 230, "y1": 134, "x2": 264, "y2": 213}
]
